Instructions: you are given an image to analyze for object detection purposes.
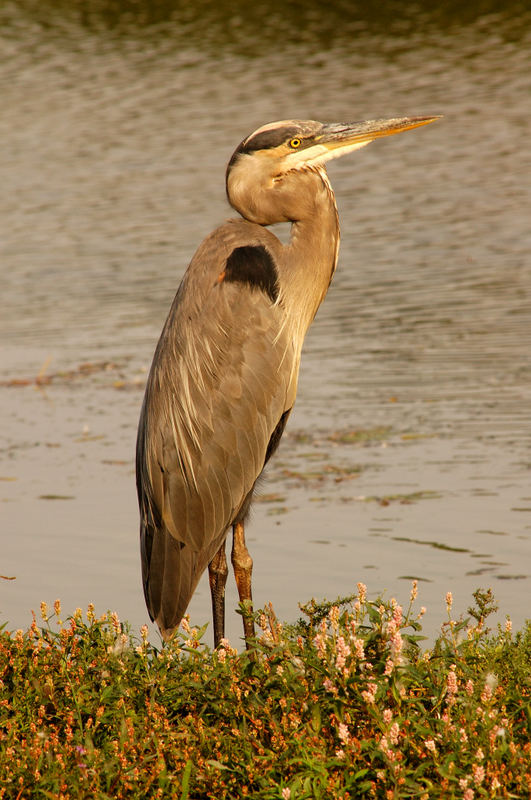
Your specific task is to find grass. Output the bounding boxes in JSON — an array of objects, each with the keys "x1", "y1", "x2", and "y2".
[{"x1": 1, "y1": 587, "x2": 530, "y2": 799}]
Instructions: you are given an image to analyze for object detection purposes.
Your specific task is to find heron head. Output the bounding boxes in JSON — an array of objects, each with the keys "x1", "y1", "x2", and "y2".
[{"x1": 226, "y1": 116, "x2": 441, "y2": 224}]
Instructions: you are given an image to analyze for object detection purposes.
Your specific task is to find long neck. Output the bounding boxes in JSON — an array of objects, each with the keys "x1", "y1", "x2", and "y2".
[
  {"x1": 227, "y1": 159, "x2": 340, "y2": 346},
  {"x1": 279, "y1": 167, "x2": 340, "y2": 343}
]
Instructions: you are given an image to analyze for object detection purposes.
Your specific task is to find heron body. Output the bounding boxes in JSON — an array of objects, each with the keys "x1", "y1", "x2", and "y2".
[{"x1": 136, "y1": 115, "x2": 439, "y2": 646}]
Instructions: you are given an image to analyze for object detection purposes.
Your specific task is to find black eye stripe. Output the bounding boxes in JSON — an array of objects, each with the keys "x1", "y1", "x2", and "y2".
[{"x1": 239, "y1": 126, "x2": 303, "y2": 154}]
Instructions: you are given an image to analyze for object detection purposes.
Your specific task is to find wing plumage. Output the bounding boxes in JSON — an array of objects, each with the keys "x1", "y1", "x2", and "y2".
[{"x1": 136, "y1": 220, "x2": 296, "y2": 638}]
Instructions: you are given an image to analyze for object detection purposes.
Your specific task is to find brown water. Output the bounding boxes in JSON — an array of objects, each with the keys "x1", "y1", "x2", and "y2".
[{"x1": 2, "y1": 2, "x2": 531, "y2": 644}]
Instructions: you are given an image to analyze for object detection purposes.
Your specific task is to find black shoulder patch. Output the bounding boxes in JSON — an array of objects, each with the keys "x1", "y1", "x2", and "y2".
[{"x1": 224, "y1": 245, "x2": 279, "y2": 303}]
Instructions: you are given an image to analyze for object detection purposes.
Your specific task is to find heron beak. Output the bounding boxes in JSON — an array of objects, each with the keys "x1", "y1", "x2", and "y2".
[{"x1": 315, "y1": 115, "x2": 441, "y2": 160}]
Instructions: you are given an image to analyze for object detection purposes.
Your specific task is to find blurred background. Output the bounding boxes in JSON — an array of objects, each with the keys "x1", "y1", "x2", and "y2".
[{"x1": 1, "y1": 0, "x2": 530, "y2": 644}]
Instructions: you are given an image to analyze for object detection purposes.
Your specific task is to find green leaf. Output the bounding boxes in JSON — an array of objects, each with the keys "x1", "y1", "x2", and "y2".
[
  {"x1": 180, "y1": 759, "x2": 193, "y2": 800},
  {"x1": 311, "y1": 703, "x2": 321, "y2": 732}
]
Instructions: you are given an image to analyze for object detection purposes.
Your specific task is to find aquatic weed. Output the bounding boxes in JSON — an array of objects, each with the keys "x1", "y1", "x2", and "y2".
[{"x1": 0, "y1": 588, "x2": 530, "y2": 798}]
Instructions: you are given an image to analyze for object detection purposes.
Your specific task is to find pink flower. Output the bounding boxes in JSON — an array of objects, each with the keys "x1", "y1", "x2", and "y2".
[
  {"x1": 282, "y1": 789, "x2": 291, "y2": 800},
  {"x1": 480, "y1": 684, "x2": 492, "y2": 704},
  {"x1": 362, "y1": 682, "x2": 378, "y2": 704},
  {"x1": 389, "y1": 722, "x2": 400, "y2": 745},
  {"x1": 338, "y1": 723, "x2": 350, "y2": 745},
  {"x1": 384, "y1": 657, "x2": 394, "y2": 676},
  {"x1": 335, "y1": 636, "x2": 351, "y2": 670},
  {"x1": 472, "y1": 764, "x2": 485, "y2": 785},
  {"x1": 313, "y1": 624, "x2": 327, "y2": 660},
  {"x1": 447, "y1": 668, "x2": 458, "y2": 696},
  {"x1": 353, "y1": 637, "x2": 365, "y2": 660},
  {"x1": 386, "y1": 618, "x2": 403, "y2": 663},
  {"x1": 378, "y1": 736, "x2": 396, "y2": 761},
  {"x1": 390, "y1": 630, "x2": 403, "y2": 658},
  {"x1": 392, "y1": 602, "x2": 403, "y2": 626}
]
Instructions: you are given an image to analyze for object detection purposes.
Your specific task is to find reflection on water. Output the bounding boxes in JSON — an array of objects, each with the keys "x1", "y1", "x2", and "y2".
[
  {"x1": 4, "y1": 0, "x2": 531, "y2": 46},
  {"x1": 1, "y1": 2, "x2": 530, "y2": 642}
]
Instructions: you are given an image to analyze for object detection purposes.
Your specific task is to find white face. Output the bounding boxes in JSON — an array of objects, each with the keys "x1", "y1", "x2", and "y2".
[{"x1": 283, "y1": 139, "x2": 372, "y2": 170}]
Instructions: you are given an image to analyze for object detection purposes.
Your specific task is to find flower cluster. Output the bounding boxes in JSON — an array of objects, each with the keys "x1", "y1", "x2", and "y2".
[{"x1": 0, "y1": 588, "x2": 529, "y2": 799}]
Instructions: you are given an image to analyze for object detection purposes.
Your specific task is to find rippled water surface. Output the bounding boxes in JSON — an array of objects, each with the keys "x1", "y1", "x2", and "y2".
[{"x1": 2, "y1": 1, "x2": 531, "y2": 643}]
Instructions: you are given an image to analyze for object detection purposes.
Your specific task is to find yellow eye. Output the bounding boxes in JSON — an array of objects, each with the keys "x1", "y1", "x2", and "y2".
[{"x1": 289, "y1": 138, "x2": 301, "y2": 148}]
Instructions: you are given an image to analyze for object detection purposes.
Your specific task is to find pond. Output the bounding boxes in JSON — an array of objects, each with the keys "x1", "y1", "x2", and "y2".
[{"x1": 2, "y1": 1, "x2": 530, "y2": 644}]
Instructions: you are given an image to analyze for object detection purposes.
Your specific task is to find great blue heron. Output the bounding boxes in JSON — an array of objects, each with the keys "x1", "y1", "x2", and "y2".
[{"x1": 136, "y1": 115, "x2": 440, "y2": 648}]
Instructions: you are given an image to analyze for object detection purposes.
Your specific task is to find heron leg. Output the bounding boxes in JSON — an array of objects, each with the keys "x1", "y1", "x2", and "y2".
[
  {"x1": 208, "y1": 541, "x2": 228, "y2": 648},
  {"x1": 231, "y1": 520, "x2": 256, "y2": 649}
]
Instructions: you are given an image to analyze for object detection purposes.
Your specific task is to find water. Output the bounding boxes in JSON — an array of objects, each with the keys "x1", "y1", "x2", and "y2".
[{"x1": 1, "y1": 2, "x2": 530, "y2": 644}]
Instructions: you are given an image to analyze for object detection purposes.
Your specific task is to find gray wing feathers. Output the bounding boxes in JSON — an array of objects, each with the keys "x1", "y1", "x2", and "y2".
[{"x1": 137, "y1": 222, "x2": 295, "y2": 637}]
